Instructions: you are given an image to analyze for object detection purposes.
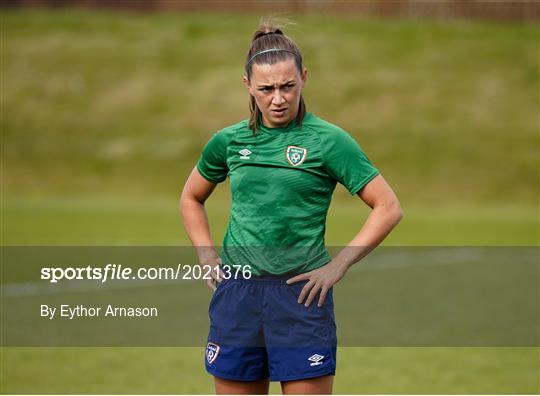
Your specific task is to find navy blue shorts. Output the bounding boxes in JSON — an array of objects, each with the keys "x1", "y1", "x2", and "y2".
[{"x1": 205, "y1": 276, "x2": 337, "y2": 382}]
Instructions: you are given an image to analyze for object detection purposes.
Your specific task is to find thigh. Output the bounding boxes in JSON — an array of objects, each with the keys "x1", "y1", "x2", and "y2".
[
  {"x1": 281, "y1": 374, "x2": 334, "y2": 395},
  {"x1": 215, "y1": 377, "x2": 269, "y2": 395}
]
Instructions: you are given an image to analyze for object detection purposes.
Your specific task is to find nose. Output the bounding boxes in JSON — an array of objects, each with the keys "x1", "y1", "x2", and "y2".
[{"x1": 272, "y1": 90, "x2": 285, "y2": 106}]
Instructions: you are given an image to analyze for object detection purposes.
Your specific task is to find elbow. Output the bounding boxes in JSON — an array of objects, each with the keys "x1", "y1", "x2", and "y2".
[
  {"x1": 378, "y1": 198, "x2": 403, "y2": 226},
  {"x1": 179, "y1": 189, "x2": 196, "y2": 217},
  {"x1": 391, "y1": 200, "x2": 403, "y2": 226},
  {"x1": 179, "y1": 188, "x2": 205, "y2": 216},
  {"x1": 179, "y1": 187, "x2": 190, "y2": 203},
  {"x1": 394, "y1": 205, "x2": 403, "y2": 225},
  {"x1": 179, "y1": 192, "x2": 188, "y2": 220},
  {"x1": 179, "y1": 188, "x2": 188, "y2": 211}
]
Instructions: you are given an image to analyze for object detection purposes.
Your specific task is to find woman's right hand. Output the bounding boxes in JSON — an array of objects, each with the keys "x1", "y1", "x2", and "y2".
[{"x1": 204, "y1": 257, "x2": 225, "y2": 291}]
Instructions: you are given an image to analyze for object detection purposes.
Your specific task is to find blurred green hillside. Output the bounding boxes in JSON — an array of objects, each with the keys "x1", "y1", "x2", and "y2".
[{"x1": 3, "y1": 10, "x2": 538, "y2": 206}]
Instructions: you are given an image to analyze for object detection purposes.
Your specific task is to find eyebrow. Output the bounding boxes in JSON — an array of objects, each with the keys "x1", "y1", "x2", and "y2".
[{"x1": 257, "y1": 80, "x2": 296, "y2": 88}]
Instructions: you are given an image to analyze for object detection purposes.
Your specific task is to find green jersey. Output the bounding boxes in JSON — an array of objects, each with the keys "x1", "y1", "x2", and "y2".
[{"x1": 197, "y1": 112, "x2": 379, "y2": 275}]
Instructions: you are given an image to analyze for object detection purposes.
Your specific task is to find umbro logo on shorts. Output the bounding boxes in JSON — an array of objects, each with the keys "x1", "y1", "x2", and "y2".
[
  {"x1": 308, "y1": 354, "x2": 324, "y2": 366},
  {"x1": 206, "y1": 342, "x2": 220, "y2": 364},
  {"x1": 239, "y1": 148, "x2": 252, "y2": 159}
]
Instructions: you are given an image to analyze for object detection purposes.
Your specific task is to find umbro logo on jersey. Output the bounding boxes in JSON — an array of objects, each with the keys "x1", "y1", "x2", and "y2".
[
  {"x1": 308, "y1": 354, "x2": 324, "y2": 366},
  {"x1": 239, "y1": 148, "x2": 252, "y2": 159},
  {"x1": 206, "y1": 342, "x2": 220, "y2": 365},
  {"x1": 286, "y1": 146, "x2": 307, "y2": 166}
]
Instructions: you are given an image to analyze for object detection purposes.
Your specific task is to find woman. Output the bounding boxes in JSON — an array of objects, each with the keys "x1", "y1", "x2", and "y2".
[{"x1": 181, "y1": 20, "x2": 402, "y2": 395}]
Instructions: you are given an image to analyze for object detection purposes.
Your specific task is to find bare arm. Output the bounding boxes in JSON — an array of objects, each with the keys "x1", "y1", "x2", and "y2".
[
  {"x1": 288, "y1": 174, "x2": 403, "y2": 306},
  {"x1": 180, "y1": 166, "x2": 223, "y2": 290},
  {"x1": 333, "y1": 174, "x2": 403, "y2": 269}
]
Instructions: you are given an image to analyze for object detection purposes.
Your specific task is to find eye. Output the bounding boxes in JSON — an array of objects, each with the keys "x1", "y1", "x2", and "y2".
[{"x1": 259, "y1": 87, "x2": 273, "y2": 92}]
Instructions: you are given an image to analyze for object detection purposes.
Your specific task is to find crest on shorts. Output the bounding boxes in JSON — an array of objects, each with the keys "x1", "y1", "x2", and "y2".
[
  {"x1": 286, "y1": 146, "x2": 308, "y2": 167},
  {"x1": 206, "y1": 342, "x2": 220, "y2": 364}
]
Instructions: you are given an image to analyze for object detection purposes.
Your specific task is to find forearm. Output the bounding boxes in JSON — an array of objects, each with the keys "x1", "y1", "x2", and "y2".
[
  {"x1": 332, "y1": 202, "x2": 403, "y2": 272},
  {"x1": 180, "y1": 196, "x2": 219, "y2": 264}
]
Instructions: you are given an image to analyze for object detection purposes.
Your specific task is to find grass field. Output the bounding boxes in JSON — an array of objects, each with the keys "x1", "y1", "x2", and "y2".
[
  {"x1": 1, "y1": 8, "x2": 538, "y2": 394},
  {"x1": 2, "y1": 347, "x2": 538, "y2": 394},
  {"x1": 2, "y1": 195, "x2": 538, "y2": 246}
]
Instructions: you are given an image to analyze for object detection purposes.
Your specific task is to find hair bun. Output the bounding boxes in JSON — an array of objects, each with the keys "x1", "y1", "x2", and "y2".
[{"x1": 254, "y1": 29, "x2": 283, "y2": 40}]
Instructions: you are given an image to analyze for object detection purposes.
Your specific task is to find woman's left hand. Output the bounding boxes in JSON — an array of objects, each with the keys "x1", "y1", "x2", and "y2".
[{"x1": 286, "y1": 261, "x2": 347, "y2": 307}]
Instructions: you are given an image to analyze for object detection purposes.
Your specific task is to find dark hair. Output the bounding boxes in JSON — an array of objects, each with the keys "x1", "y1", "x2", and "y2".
[{"x1": 244, "y1": 20, "x2": 306, "y2": 133}]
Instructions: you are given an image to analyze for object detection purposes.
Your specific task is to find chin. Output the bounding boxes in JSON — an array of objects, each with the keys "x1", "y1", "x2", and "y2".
[
  {"x1": 273, "y1": 120, "x2": 289, "y2": 127},
  {"x1": 271, "y1": 115, "x2": 292, "y2": 124}
]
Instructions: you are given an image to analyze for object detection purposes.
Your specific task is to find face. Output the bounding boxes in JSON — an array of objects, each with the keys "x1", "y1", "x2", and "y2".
[{"x1": 244, "y1": 58, "x2": 307, "y2": 128}]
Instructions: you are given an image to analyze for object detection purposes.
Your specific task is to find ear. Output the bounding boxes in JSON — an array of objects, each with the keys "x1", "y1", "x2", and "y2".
[
  {"x1": 301, "y1": 67, "x2": 308, "y2": 85},
  {"x1": 243, "y1": 75, "x2": 251, "y2": 94}
]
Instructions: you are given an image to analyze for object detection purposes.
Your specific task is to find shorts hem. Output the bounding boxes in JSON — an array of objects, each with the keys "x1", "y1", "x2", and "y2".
[
  {"x1": 269, "y1": 368, "x2": 336, "y2": 382},
  {"x1": 206, "y1": 367, "x2": 268, "y2": 382}
]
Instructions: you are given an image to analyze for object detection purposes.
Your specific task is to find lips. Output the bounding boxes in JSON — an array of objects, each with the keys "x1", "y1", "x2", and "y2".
[{"x1": 272, "y1": 108, "x2": 287, "y2": 116}]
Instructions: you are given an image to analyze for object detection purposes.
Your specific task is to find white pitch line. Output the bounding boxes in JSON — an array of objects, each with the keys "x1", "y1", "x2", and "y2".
[
  {"x1": 354, "y1": 247, "x2": 484, "y2": 271},
  {"x1": 1, "y1": 277, "x2": 193, "y2": 298}
]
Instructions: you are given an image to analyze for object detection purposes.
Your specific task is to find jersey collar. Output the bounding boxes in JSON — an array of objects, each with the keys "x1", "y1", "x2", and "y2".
[{"x1": 258, "y1": 113, "x2": 311, "y2": 135}]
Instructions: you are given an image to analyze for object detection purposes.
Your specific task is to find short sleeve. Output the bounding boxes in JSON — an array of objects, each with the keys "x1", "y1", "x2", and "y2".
[
  {"x1": 322, "y1": 129, "x2": 379, "y2": 195},
  {"x1": 197, "y1": 131, "x2": 229, "y2": 183}
]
